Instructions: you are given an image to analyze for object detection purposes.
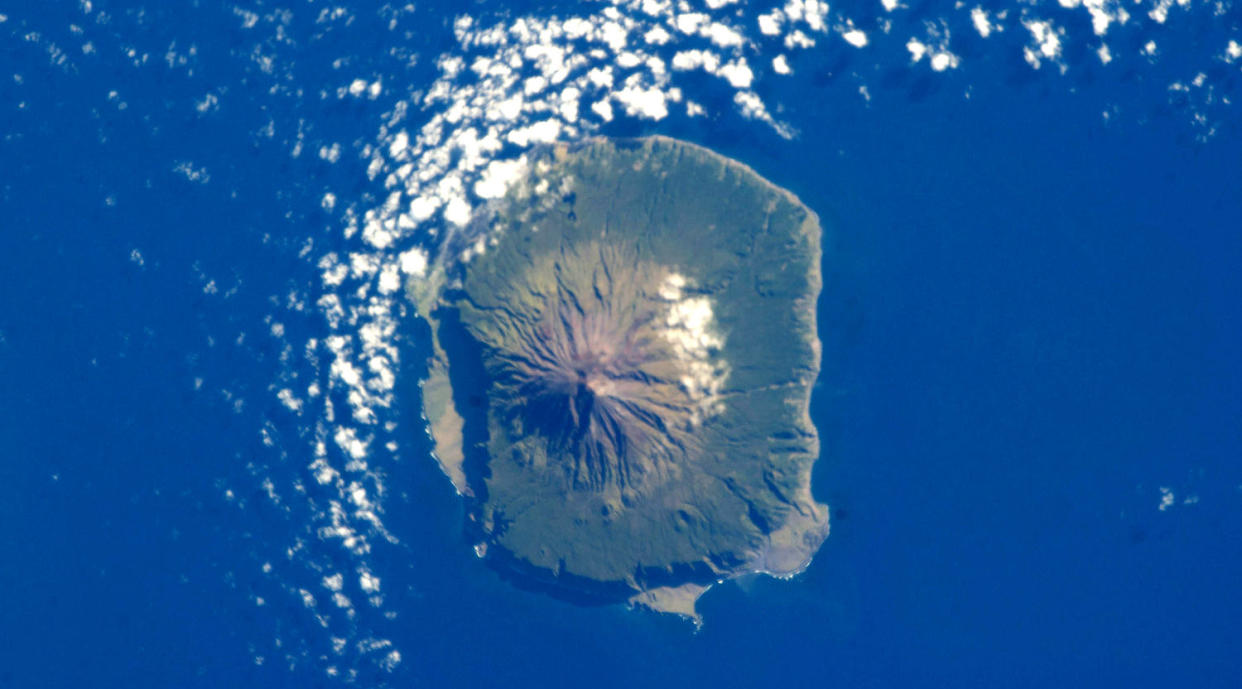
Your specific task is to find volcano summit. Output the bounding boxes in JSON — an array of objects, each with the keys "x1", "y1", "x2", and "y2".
[{"x1": 410, "y1": 137, "x2": 828, "y2": 620}]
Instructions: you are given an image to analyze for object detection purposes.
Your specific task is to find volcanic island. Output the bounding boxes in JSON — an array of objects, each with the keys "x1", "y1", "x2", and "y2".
[{"x1": 408, "y1": 136, "x2": 829, "y2": 622}]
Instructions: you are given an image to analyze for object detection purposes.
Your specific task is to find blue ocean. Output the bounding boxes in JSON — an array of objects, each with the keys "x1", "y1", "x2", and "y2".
[{"x1": 3, "y1": 1, "x2": 1240, "y2": 687}]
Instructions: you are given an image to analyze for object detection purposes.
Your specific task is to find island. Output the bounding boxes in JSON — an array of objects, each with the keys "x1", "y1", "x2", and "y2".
[{"x1": 408, "y1": 136, "x2": 829, "y2": 622}]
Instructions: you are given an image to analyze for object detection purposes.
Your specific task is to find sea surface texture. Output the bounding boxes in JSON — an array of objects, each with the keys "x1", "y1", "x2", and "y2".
[{"x1": 2, "y1": 1, "x2": 1241, "y2": 687}]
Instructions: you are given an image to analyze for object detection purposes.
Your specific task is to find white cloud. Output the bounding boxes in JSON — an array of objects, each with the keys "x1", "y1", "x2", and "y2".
[
  {"x1": 907, "y1": 38, "x2": 928, "y2": 63},
  {"x1": 706, "y1": 22, "x2": 745, "y2": 48},
  {"x1": 971, "y1": 8, "x2": 993, "y2": 38},
  {"x1": 1028, "y1": 20, "x2": 1062, "y2": 59},
  {"x1": 613, "y1": 84, "x2": 669, "y2": 119},
  {"x1": 930, "y1": 52, "x2": 958, "y2": 71},
  {"x1": 758, "y1": 11, "x2": 783, "y2": 36},
  {"x1": 443, "y1": 195, "x2": 471, "y2": 226},
  {"x1": 1227, "y1": 40, "x2": 1242, "y2": 62},
  {"x1": 398, "y1": 248, "x2": 428, "y2": 276},
  {"x1": 718, "y1": 59, "x2": 754, "y2": 88},
  {"x1": 907, "y1": 37, "x2": 959, "y2": 71},
  {"x1": 591, "y1": 99, "x2": 615, "y2": 121},
  {"x1": 841, "y1": 29, "x2": 868, "y2": 48},
  {"x1": 600, "y1": 20, "x2": 629, "y2": 50},
  {"x1": 675, "y1": 12, "x2": 707, "y2": 35},
  {"x1": 377, "y1": 263, "x2": 401, "y2": 295},
  {"x1": 474, "y1": 157, "x2": 528, "y2": 199},
  {"x1": 616, "y1": 51, "x2": 643, "y2": 68},
  {"x1": 672, "y1": 49, "x2": 720, "y2": 73},
  {"x1": 323, "y1": 573, "x2": 344, "y2": 591},
  {"x1": 586, "y1": 66, "x2": 614, "y2": 88},
  {"x1": 644, "y1": 26, "x2": 671, "y2": 44},
  {"x1": 784, "y1": 30, "x2": 815, "y2": 49},
  {"x1": 1148, "y1": 0, "x2": 1173, "y2": 24}
]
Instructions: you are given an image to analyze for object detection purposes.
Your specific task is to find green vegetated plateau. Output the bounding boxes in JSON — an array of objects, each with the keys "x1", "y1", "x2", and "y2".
[{"x1": 410, "y1": 136, "x2": 828, "y2": 621}]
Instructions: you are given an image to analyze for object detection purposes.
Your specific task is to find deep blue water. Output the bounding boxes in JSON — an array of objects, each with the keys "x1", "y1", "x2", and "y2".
[{"x1": 3, "y1": 1, "x2": 1241, "y2": 687}]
